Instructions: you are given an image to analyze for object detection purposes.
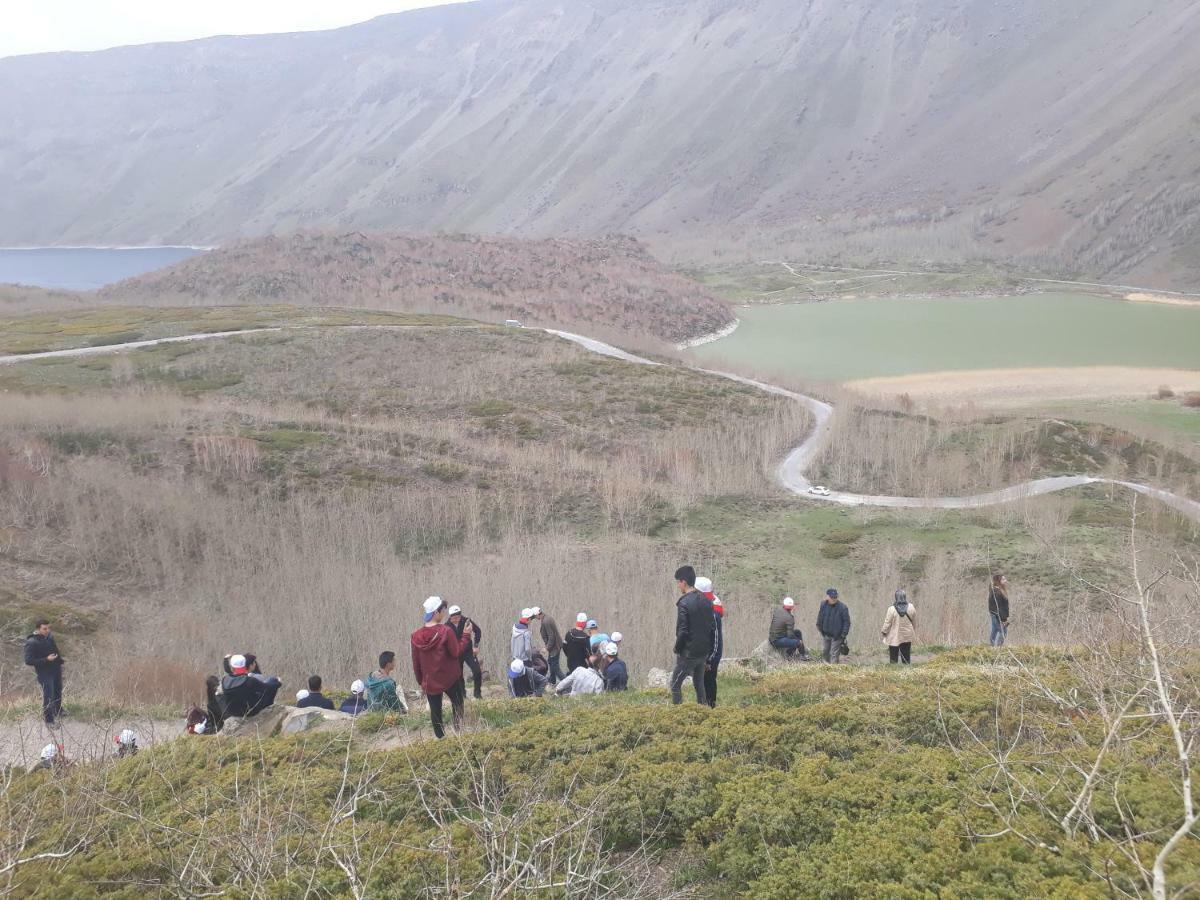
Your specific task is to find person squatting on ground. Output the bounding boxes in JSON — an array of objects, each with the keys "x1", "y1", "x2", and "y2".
[
  {"x1": 448, "y1": 605, "x2": 483, "y2": 699},
  {"x1": 671, "y1": 565, "x2": 716, "y2": 705},
  {"x1": 366, "y1": 651, "x2": 409, "y2": 713},
  {"x1": 988, "y1": 573, "x2": 1010, "y2": 647},
  {"x1": 411, "y1": 596, "x2": 473, "y2": 739},
  {"x1": 220, "y1": 653, "x2": 281, "y2": 717},
  {"x1": 115, "y1": 728, "x2": 138, "y2": 758},
  {"x1": 768, "y1": 597, "x2": 809, "y2": 659},
  {"x1": 534, "y1": 606, "x2": 564, "y2": 683},
  {"x1": 32, "y1": 742, "x2": 67, "y2": 774},
  {"x1": 340, "y1": 679, "x2": 368, "y2": 715},
  {"x1": 24, "y1": 619, "x2": 65, "y2": 726},
  {"x1": 564, "y1": 613, "x2": 592, "y2": 673},
  {"x1": 881, "y1": 589, "x2": 916, "y2": 664},
  {"x1": 601, "y1": 641, "x2": 628, "y2": 691},
  {"x1": 554, "y1": 656, "x2": 605, "y2": 695},
  {"x1": 817, "y1": 589, "x2": 851, "y2": 664},
  {"x1": 507, "y1": 658, "x2": 549, "y2": 697},
  {"x1": 696, "y1": 577, "x2": 723, "y2": 707},
  {"x1": 296, "y1": 675, "x2": 335, "y2": 710}
]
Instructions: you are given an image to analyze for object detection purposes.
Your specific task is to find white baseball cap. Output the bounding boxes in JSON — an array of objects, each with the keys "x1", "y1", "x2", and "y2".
[
  {"x1": 229, "y1": 653, "x2": 247, "y2": 671},
  {"x1": 602, "y1": 642, "x2": 618, "y2": 657},
  {"x1": 296, "y1": 689, "x2": 310, "y2": 702},
  {"x1": 782, "y1": 597, "x2": 795, "y2": 609},
  {"x1": 576, "y1": 612, "x2": 588, "y2": 624},
  {"x1": 351, "y1": 679, "x2": 366, "y2": 694},
  {"x1": 448, "y1": 604, "x2": 462, "y2": 616},
  {"x1": 41, "y1": 743, "x2": 58, "y2": 761},
  {"x1": 508, "y1": 659, "x2": 526, "y2": 677},
  {"x1": 520, "y1": 607, "x2": 533, "y2": 619},
  {"x1": 695, "y1": 576, "x2": 713, "y2": 592},
  {"x1": 611, "y1": 631, "x2": 623, "y2": 643},
  {"x1": 423, "y1": 596, "x2": 444, "y2": 621}
]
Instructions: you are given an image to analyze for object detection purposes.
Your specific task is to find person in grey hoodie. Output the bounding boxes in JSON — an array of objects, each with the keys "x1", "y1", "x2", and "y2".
[{"x1": 511, "y1": 608, "x2": 534, "y2": 665}]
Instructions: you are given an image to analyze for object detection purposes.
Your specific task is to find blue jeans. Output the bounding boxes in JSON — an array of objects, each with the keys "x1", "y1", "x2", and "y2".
[
  {"x1": 989, "y1": 614, "x2": 1008, "y2": 647},
  {"x1": 547, "y1": 652, "x2": 564, "y2": 684},
  {"x1": 771, "y1": 636, "x2": 802, "y2": 656}
]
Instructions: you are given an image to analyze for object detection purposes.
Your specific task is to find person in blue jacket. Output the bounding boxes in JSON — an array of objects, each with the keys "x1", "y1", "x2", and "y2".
[
  {"x1": 601, "y1": 642, "x2": 628, "y2": 691},
  {"x1": 339, "y1": 679, "x2": 368, "y2": 715},
  {"x1": 816, "y1": 588, "x2": 851, "y2": 664}
]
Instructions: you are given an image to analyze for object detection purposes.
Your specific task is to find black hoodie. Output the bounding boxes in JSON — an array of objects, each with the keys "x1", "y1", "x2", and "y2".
[
  {"x1": 24, "y1": 632, "x2": 64, "y2": 674},
  {"x1": 563, "y1": 628, "x2": 592, "y2": 672}
]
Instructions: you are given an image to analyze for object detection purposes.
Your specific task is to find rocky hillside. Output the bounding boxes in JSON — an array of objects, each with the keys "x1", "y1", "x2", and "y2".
[
  {"x1": 2, "y1": 0, "x2": 1198, "y2": 286},
  {"x1": 100, "y1": 231, "x2": 734, "y2": 343}
]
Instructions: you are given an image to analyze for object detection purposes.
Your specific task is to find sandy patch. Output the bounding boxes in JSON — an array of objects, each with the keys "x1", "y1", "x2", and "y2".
[
  {"x1": 1125, "y1": 291, "x2": 1200, "y2": 308},
  {"x1": 847, "y1": 367, "x2": 1200, "y2": 407}
]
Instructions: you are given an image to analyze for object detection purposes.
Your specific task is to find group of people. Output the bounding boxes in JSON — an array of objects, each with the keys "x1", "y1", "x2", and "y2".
[{"x1": 23, "y1": 571, "x2": 1016, "y2": 743}]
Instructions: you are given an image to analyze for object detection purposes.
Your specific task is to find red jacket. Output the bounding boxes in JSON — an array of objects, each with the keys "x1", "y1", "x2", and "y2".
[{"x1": 411, "y1": 623, "x2": 471, "y2": 695}]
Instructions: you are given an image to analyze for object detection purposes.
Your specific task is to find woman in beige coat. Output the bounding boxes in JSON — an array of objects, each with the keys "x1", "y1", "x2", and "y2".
[{"x1": 880, "y1": 589, "x2": 916, "y2": 664}]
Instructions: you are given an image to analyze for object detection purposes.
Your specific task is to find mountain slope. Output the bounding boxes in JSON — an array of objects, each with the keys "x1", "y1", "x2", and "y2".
[{"x1": 2, "y1": 0, "x2": 1199, "y2": 285}]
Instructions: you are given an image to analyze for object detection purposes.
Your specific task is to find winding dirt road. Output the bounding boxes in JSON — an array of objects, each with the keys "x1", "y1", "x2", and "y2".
[{"x1": 4, "y1": 325, "x2": 1198, "y2": 523}]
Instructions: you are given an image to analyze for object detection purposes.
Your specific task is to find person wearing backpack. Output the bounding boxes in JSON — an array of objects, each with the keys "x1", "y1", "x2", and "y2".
[{"x1": 880, "y1": 589, "x2": 916, "y2": 664}]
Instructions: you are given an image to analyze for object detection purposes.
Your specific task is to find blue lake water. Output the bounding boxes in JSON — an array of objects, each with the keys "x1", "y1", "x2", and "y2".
[{"x1": 0, "y1": 246, "x2": 207, "y2": 290}]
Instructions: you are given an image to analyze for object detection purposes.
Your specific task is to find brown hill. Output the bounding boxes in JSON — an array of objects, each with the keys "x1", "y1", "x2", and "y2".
[
  {"x1": 2, "y1": 0, "x2": 1199, "y2": 286},
  {"x1": 99, "y1": 231, "x2": 734, "y2": 344}
]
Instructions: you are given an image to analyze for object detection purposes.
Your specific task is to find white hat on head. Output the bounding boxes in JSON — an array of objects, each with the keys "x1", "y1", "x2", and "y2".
[
  {"x1": 520, "y1": 607, "x2": 533, "y2": 620},
  {"x1": 351, "y1": 679, "x2": 366, "y2": 694},
  {"x1": 118, "y1": 728, "x2": 137, "y2": 746},
  {"x1": 296, "y1": 689, "x2": 310, "y2": 702},
  {"x1": 229, "y1": 653, "x2": 247, "y2": 671},
  {"x1": 695, "y1": 576, "x2": 713, "y2": 593},
  {"x1": 40, "y1": 743, "x2": 58, "y2": 761},
  {"x1": 576, "y1": 612, "x2": 588, "y2": 624},
  {"x1": 448, "y1": 604, "x2": 462, "y2": 616},
  {"x1": 530, "y1": 606, "x2": 542, "y2": 616},
  {"x1": 424, "y1": 596, "x2": 443, "y2": 615},
  {"x1": 611, "y1": 631, "x2": 623, "y2": 643},
  {"x1": 602, "y1": 642, "x2": 618, "y2": 657},
  {"x1": 782, "y1": 597, "x2": 795, "y2": 608},
  {"x1": 508, "y1": 659, "x2": 526, "y2": 677}
]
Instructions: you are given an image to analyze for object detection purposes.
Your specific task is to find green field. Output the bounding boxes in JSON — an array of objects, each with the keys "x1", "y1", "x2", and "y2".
[{"x1": 687, "y1": 293, "x2": 1200, "y2": 382}]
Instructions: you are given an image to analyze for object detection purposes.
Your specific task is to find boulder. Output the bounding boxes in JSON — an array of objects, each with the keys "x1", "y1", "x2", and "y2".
[
  {"x1": 219, "y1": 704, "x2": 289, "y2": 738},
  {"x1": 280, "y1": 706, "x2": 355, "y2": 735},
  {"x1": 646, "y1": 667, "x2": 675, "y2": 689}
]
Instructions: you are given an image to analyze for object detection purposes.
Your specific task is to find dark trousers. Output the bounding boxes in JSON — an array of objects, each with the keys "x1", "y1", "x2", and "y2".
[
  {"x1": 37, "y1": 668, "x2": 63, "y2": 724},
  {"x1": 427, "y1": 681, "x2": 466, "y2": 739},
  {"x1": 703, "y1": 662, "x2": 719, "y2": 708},
  {"x1": 461, "y1": 654, "x2": 483, "y2": 698},
  {"x1": 670, "y1": 655, "x2": 708, "y2": 705},
  {"x1": 547, "y1": 652, "x2": 564, "y2": 684},
  {"x1": 888, "y1": 643, "x2": 912, "y2": 664}
]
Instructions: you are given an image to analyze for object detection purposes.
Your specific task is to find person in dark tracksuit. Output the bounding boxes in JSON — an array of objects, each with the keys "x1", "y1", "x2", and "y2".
[
  {"x1": 448, "y1": 605, "x2": 483, "y2": 699},
  {"x1": 563, "y1": 613, "x2": 592, "y2": 673},
  {"x1": 697, "y1": 577, "x2": 724, "y2": 708},
  {"x1": 24, "y1": 620, "x2": 64, "y2": 725},
  {"x1": 670, "y1": 565, "x2": 715, "y2": 705}
]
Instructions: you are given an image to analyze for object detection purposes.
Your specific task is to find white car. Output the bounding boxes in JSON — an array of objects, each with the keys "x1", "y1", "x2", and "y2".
[{"x1": 809, "y1": 485, "x2": 831, "y2": 497}]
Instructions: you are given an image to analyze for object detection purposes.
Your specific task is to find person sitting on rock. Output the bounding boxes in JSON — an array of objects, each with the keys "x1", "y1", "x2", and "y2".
[
  {"x1": 768, "y1": 597, "x2": 810, "y2": 660},
  {"x1": 366, "y1": 651, "x2": 409, "y2": 713},
  {"x1": 296, "y1": 675, "x2": 335, "y2": 710},
  {"x1": 601, "y1": 642, "x2": 628, "y2": 692},
  {"x1": 339, "y1": 679, "x2": 368, "y2": 716},
  {"x1": 507, "y1": 659, "x2": 549, "y2": 697},
  {"x1": 220, "y1": 653, "x2": 280, "y2": 718}
]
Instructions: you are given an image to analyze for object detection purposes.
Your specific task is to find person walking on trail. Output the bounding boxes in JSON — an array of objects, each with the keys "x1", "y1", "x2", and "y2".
[
  {"x1": 448, "y1": 605, "x2": 483, "y2": 699},
  {"x1": 601, "y1": 642, "x2": 628, "y2": 692},
  {"x1": 508, "y1": 659, "x2": 549, "y2": 697},
  {"x1": 366, "y1": 651, "x2": 410, "y2": 713},
  {"x1": 817, "y1": 589, "x2": 851, "y2": 663},
  {"x1": 340, "y1": 679, "x2": 368, "y2": 716},
  {"x1": 881, "y1": 589, "x2": 916, "y2": 664},
  {"x1": 671, "y1": 565, "x2": 715, "y2": 705},
  {"x1": 697, "y1": 577, "x2": 724, "y2": 707},
  {"x1": 297, "y1": 675, "x2": 335, "y2": 710},
  {"x1": 564, "y1": 614, "x2": 592, "y2": 673},
  {"x1": 24, "y1": 619, "x2": 65, "y2": 726},
  {"x1": 511, "y1": 609, "x2": 534, "y2": 665},
  {"x1": 554, "y1": 658, "x2": 605, "y2": 696},
  {"x1": 411, "y1": 596, "x2": 473, "y2": 739},
  {"x1": 988, "y1": 574, "x2": 1010, "y2": 647},
  {"x1": 220, "y1": 653, "x2": 281, "y2": 717},
  {"x1": 533, "y1": 607, "x2": 564, "y2": 683},
  {"x1": 769, "y1": 597, "x2": 810, "y2": 659}
]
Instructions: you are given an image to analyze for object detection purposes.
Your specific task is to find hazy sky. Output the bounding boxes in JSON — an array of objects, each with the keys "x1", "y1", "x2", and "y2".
[{"x1": 2, "y1": 0, "x2": 468, "y2": 58}]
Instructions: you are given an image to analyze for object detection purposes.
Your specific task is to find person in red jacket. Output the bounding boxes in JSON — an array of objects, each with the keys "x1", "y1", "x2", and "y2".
[{"x1": 411, "y1": 596, "x2": 473, "y2": 739}]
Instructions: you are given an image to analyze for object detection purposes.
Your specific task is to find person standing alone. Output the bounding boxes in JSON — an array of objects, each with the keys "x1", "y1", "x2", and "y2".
[
  {"x1": 411, "y1": 596, "x2": 473, "y2": 738},
  {"x1": 988, "y1": 574, "x2": 1010, "y2": 647},
  {"x1": 24, "y1": 620, "x2": 64, "y2": 726},
  {"x1": 670, "y1": 566, "x2": 715, "y2": 705},
  {"x1": 816, "y1": 588, "x2": 851, "y2": 664},
  {"x1": 880, "y1": 589, "x2": 916, "y2": 664}
]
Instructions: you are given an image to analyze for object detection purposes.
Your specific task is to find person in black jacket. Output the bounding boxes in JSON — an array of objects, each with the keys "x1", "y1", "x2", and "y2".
[
  {"x1": 670, "y1": 565, "x2": 715, "y2": 705},
  {"x1": 296, "y1": 675, "x2": 335, "y2": 710},
  {"x1": 988, "y1": 574, "x2": 1011, "y2": 646},
  {"x1": 696, "y1": 577, "x2": 724, "y2": 708},
  {"x1": 24, "y1": 620, "x2": 65, "y2": 725},
  {"x1": 448, "y1": 605, "x2": 484, "y2": 699},
  {"x1": 563, "y1": 613, "x2": 592, "y2": 673},
  {"x1": 220, "y1": 654, "x2": 280, "y2": 718},
  {"x1": 816, "y1": 588, "x2": 851, "y2": 663}
]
